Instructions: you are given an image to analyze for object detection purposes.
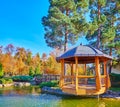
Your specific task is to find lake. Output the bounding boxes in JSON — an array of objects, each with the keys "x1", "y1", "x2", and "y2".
[{"x1": 0, "y1": 86, "x2": 120, "y2": 107}]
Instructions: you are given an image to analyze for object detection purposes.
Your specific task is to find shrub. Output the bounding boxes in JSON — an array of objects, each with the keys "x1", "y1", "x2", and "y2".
[
  {"x1": 12, "y1": 75, "x2": 33, "y2": 82},
  {"x1": 6, "y1": 79, "x2": 13, "y2": 84},
  {"x1": 110, "y1": 73, "x2": 120, "y2": 87},
  {"x1": 110, "y1": 73, "x2": 120, "y2": 82},
  {"x1": 39, "y1": 80, "x2": 59, "y2": 88},
  {"x1": 0, "y1": 78, "x2": 13, "y2": 84},
  {"x1": 0, "y1": 78, "x2": 6, "y2": 84}
]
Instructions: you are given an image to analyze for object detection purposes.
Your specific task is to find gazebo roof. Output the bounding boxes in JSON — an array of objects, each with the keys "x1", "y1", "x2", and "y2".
[{"x1": 57, "y1": 45, "x2": 112, "y2": 63}]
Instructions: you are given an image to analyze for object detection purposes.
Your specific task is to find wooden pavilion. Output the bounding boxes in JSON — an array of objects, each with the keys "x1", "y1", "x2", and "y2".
[{"x1": 56, "y1": 45, "x2": 112, "y2": 95}]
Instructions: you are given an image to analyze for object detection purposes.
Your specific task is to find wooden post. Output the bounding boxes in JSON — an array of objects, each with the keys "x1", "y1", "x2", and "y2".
[
  {"x1": 84, "y1": 64, "x2": 87, "y2": 84},
  {"x1": 75, "y1": 57, "x2": 78, "y2": 93},
  {"x1": 95, "y1": 57, "x2": 101, "y2": 91},
  {"x1": 71, "y1": 63, "x2": 74, "y2": 84},
  {"x1": 104, "y1": 60, "x2": 111, "y2": 89},
  {"x1": 59, "y1": 59, "x2": 64, "y2": 88},
  {"x1": 103, "y1": 60, "x2": 107, "y2": 89},
  {"x1": 84, "y1": 64, "x2": 86, "y2": 75}
]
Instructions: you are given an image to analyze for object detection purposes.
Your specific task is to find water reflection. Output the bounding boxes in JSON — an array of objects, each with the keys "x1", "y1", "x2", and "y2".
[
  {"x1": 0, "y1": 86, "x2": 41, "y2": 96},
  {"x1": 0, "y1": 87, "x2": 120, "y2": 107}
]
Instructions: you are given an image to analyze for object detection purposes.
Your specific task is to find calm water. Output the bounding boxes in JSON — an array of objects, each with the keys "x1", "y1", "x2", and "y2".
[{"x1": 0, "y1": 86, "x2": 120, "y2": 107}]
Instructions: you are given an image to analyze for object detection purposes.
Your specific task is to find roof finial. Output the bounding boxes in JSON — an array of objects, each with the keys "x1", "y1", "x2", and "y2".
[{"x1": 80, "y1": 43, "x2": 82, "y2": 46}]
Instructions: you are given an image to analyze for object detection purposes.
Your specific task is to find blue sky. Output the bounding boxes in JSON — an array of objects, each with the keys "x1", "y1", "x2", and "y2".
[{"x1": 0, "y1": 0, "x2": 87, "y2": 55}]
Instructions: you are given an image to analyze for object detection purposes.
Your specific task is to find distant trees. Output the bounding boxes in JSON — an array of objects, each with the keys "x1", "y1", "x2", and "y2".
[
  {"x1": 0, "y1": 44, "x2": 61, "y2": 76},
  {"x1": 29, "y1": 67, "x2": 34, "y2": 76},
  {"x1": 44, "y1": 53, "x2": 61, "y2": 74},
  {"x1": 0, "y1": 63, "x2": 3, "y2": 78}
]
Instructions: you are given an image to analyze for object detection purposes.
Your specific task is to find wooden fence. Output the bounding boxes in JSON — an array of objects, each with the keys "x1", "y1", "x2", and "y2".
[{"x1": 35, "y1": 74, "x2": 60, "y2": 84}]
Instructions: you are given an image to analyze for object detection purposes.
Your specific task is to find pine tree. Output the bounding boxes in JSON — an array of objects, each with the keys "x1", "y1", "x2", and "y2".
[
  {"x1": 29, "y1": 67, "x2": 34, "y2": 76},
  {"x1": 101, "y1": 0, "x2": 120, "y2": 73},
  {"x1": 86, "y1": 0, "x2": 107, "y2": 49},
  {"x1": 42, "y1": 0, "x2": 88, "y2": 51},
  {"x1": 35, "y1": 64, "x2": 42, "y2": 75},
  {"x1": 86, "y1": 0, "x2": 120, "y2": 73}
]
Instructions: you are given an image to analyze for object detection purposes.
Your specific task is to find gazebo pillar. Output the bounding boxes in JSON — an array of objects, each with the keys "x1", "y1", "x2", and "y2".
[
  {"x1": 84, "y1": 64, "x2": 87, "y2": 84},
  {"x1": 60, "y1": 59, "x2": 64, "y2": 88},
  {"x1": 104, "y1": 60, "x2": 111, "y2": 89},
  {"x1": 71, "y1": 63, "x2": 74, "y2": 84},
  {"x1": 75, "y1": 57, "x2": 78, "y2": 92},
  {"x1": 84, "y1": 64, "x2": 87, "y2": 75},
  {"x1": 103, "y1": 60, "x2": 107, "y2": 89},
  {"x1": 95, "y1": 57, "x2": 101, "y2": 91}
]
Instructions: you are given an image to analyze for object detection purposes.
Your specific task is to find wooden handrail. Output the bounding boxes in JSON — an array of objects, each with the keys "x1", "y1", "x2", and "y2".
[
  {"x1": 63, "y1": 82, "x2": 72, "y2": 85},
  {"x1": 101, "y1": 75, "x2": 106, "y2": 78},
  {"x1": 63, "y1": 76, "x2": 75, "y2": 78},
  {"x1": 63, "y1": 75, "x2": 95, "y2": 79},
  {"x1": 63, "y1": 75, "x2": 106, "y2": 79},
  {"x1": 77, "y1": 75, "x2": 95, "y2": 78}
]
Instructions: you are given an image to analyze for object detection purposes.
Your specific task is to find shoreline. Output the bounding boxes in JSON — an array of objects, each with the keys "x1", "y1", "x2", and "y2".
[
  {"x1": 1, "y1": 83, "x2": 120, "y2": 99},
  {"x1": 0, "y1": 82, "x2": 31, "y2": 88},
  {"x1": 41, "y1": 86, "x2": 120, "y2": 99}
]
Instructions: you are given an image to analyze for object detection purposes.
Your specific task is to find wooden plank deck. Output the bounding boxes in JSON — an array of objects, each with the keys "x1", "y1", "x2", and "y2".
[{"x1": 62, "y1": 84, "x2": 106, "y2": 95}]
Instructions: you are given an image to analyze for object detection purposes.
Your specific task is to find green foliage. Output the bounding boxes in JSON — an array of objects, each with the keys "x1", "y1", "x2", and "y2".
[
  {"x1": 98, "y1": 0, "x2": 106, "y2": 7},
  {"x1": 35, "y1": 64, "x2": 42, "y2": 75},
  {"x1": 0, "y1": 78, "x2": 6, "y2": 84},
  {"x1": 29, "y1": 67, "x2": 35, "y2": 76},
  {"x1": 42, "y1": 0, "x2": 88, "y2": 51},
  {"x1": 0, "y1": 63, "x2": 4, "y2": 78},
  {"x1": 39, "y1": 80, "x2": 59, "y2": 88},
  {"x1": 12, "y1": 75, "x2": 33, "y2": 82},
  {"x1": 110, "y1": 73, "x2": 120, "y2": 82},
  {"x1": 102, "y1": 27, "x2": 116, "y2": 43},
  {"x1": 0, "y1": 78, "x2": 13, "y2": 84},
  {"x1": 110, "y1": 73, "x2": 120, "y2": 87},
  {"x1": 86, "y1": 0, "x2": 120, "y2": 73},
  {"x1": 109, "y1": 87, "x2": 120, "y2": 92}
]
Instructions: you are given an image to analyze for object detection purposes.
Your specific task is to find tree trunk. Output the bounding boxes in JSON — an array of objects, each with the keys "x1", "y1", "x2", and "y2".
[
  {"x1": 64, "y1": 9, "x2": 69, "y2": 52},
  {"x1": 97, "y1": 28, "x2": 101, "y2": 49},
  {"x1": 96, "y1": 3, "x2": 101, "y2": 49},
  {"x1": 109, "y1": 47, "x2": 112, "y2": 74},
  {"x1": 64, "y1": 32, "x2": 68, "y2": 52},
  {"x1": 108, "y1": 18, "x2": 114, "y2": 74}
]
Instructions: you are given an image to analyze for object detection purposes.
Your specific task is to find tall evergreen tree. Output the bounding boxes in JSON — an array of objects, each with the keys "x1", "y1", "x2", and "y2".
[
  {"x1": 86, "y1": 0, "x2": 120, "y2": 73},
  {"x1": 42, "y1": 0, "x2": 88, "y2": 51},
  {"x1": 86, "y1": 0, "x2": 107, "y2": 49},
  {"x1": 100, "y1": 0, "x2": 120, "y2": 73},
  {"x1": 101, "y1": 0, "x2": 120, "y2": 54}
]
